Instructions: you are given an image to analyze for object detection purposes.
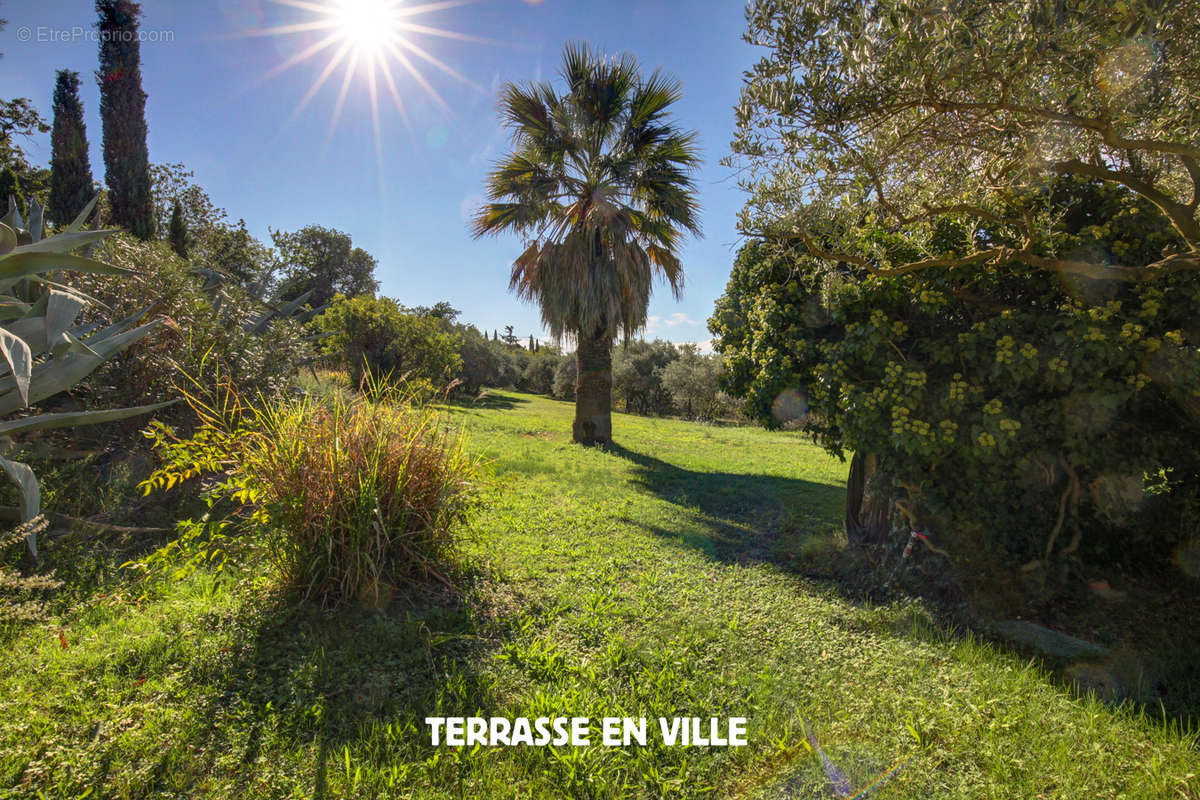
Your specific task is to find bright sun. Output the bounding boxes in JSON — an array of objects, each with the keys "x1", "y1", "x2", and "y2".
[
  {"x1": 333, "y1": 0, "x2": 395, "y2": 50},
  {"x1": 244, "y1": 0, "x2": 486, "y2": 158}
]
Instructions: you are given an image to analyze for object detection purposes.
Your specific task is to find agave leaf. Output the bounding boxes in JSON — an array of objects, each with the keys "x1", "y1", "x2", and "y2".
[
  {"x1": 299, "y1": 331, "x2": 332, "y2": 343},
  {"x1": 25, "y1": 278, "x2": 107, "y2": 311},
  {"x1": 19, "y1": 293, "x2": 49, "y2": 320},
  {"x1": 3, "y1": 317, "x2": 48, "y2": 357},
  {"x1": 16, "y1": 229, "x2": 114, "y2": 254},
  {"x1": 0, "y1": 321, "x2": 159, "y2": 416},
  {"x1": 0, "y1": 328, "x2": 32, "y2": 406},
  {"x1": 247, "y1": 290, "x2": 313, "y2": 334},
  {"x1": 189, "y1": 266, "x2": 227, "y2": 286},
  {"x1": 27, "y1": 199, "x2": 43, "y2": 244},
  {"x1": 70, "y1": 320, "x2": 102, "y2": 339},
  {"x1": 45, "y1": 290, "x2": 86, "y2": 350},
  {"x1": 0, "y1": 223, "x2": 15, "y2": 256},
  {"x1": 293, "y1": 302, "x2": 329, "y2": 326},
  {"x1": 0, "y1": 296, "x2": 31, "y2": 322},
  {"x1": 0, "y1": 250, "x2": 136, "y2": 282},
  {"x1": 57, "y1": 331, "x2": 100, "y2": 359},
  {"x1": 86, "y1": 306, "x2": 153, "y2": 344},
  {"x1": 2, "y1": 198, "x2": 22, "y2": 232},
  {"x1": 0, "y1": 453, "x2": 39, "y2": 555},
  {"x1": 65, "y1": 195, "x2": 100, "y2": 233},
  {"x1": 0, "y1": 319, "x2": 95, "y2": 362},
  {"x1": 0, "y1": 400, "x2": 176, "y2": 437}
]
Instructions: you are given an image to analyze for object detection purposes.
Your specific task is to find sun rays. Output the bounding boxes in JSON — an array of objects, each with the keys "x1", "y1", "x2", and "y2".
[{"x1": 241, "y1": 0, "x2": 488, "y2": 162}]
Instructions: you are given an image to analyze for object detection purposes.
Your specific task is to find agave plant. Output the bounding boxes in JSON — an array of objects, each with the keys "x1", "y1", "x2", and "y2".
[{"x1": 0, "y1": 195, "x2": 170, "y2": 557}]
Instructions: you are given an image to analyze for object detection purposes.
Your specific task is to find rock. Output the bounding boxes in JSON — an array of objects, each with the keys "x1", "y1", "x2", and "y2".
[
  {"x1": 1064, "y1": 648, "x2": 1155, "y2": 705},
  {"x1": 992, "y1": 620, "x2": 1108, "y2": 660},
  {"x1": 1088, "y1": 580, "x2": 1126, "y2": 601},
  {"x1": 1064, "y1": 662, "x2": 1123, "y2": 702}
]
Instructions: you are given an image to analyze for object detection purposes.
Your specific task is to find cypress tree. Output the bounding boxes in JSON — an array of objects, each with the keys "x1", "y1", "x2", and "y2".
[
  {"x1": 96, "y1": 0, "x2": 154, "y2": 239},
  {"x1": 0, "y1": 166, "x2": 21, "y2": 216},
  {"x1": 528, "y1": 334, "x2": 535, "y2": 351},
  {"x1": 48, "y1": 70, "x2": 95, "y2": 227},
  {"x1": 167, "y1": 198, "x2": 188, "y2": 258}
]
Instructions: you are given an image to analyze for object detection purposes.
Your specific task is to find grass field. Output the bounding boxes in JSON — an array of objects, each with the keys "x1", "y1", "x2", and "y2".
[{"x1": 2, "y1": 391, "x2": 1198, "y2": 798}]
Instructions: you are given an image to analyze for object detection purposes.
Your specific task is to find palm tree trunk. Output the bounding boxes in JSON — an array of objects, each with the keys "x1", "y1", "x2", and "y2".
[{"x1": 573, "y1": 325, "x2": 612, "y2": 445}]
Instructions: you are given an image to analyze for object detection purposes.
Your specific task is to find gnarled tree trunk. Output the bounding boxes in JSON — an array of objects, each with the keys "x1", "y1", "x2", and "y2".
[
  {"x1": 573, "y1": 325, "x2": 612, "y2": 445},
  {"x1": 845, "y1": 452, "x2": 893, "y2": 546}
]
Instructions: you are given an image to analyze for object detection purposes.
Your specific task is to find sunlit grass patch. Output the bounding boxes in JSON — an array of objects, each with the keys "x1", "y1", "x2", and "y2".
[{"x1": 0, "y1": 390, "x2": 1197, "y2": 798}]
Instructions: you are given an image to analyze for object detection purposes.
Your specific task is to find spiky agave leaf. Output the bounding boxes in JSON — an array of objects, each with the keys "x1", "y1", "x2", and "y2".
[
  {"x1": 0, "y1": 320, "x2": 160, "y2": 416},
  {"x1": 0, "y1": 198, "x2": 169, "y2": 556}
]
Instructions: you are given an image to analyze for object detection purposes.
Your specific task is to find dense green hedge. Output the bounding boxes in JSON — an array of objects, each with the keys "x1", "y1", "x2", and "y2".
[{"x1": 712, "y1": 180, "x2": 1200, "y2": 573}]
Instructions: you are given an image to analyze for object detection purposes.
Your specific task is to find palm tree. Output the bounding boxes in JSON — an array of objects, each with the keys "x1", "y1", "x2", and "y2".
[{"x1": 472, "y1": 43, "x2": 701, "y2": 445}]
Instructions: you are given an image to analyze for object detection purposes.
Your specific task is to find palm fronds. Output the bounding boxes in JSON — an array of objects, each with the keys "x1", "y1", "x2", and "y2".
[{"x1": 472, "y1": 42, "x2": 701, "y2": 341}]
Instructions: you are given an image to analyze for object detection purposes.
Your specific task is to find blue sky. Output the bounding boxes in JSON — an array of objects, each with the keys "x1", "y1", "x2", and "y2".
[{"x1": 1, "y1": 0, "x2": 755, "y2": 346}]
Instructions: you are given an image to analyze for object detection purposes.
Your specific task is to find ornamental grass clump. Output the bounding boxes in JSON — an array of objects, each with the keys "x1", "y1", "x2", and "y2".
[
  {"x1": 142, "y1": 380, "x2": 478, "y2": 608},
  {"x1": 246, "y1": 391, "x2": 477, "y2": 606}
]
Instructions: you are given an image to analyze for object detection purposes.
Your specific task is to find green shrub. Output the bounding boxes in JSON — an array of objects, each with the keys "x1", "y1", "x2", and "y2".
[
  {"x1": 612, "y1": 339, "x2": 678, "y2": 415},
  {"x1": 660, "y1": 347, "x2": 727, "y2": 420},
  {"x1": 74, "y1": 233, "x2": 312, "y2": 404},
  {"x1": 316, "y1": 295, "x2": 462, "y2": 389},
  {"x1": 142, "y1": 384, "x2": 478, "y2": 606},
  {"x1": 454, "y1": 324, "x2": 507, "y2": 394},
  {"x1": 712, "y1": 180, "x2": 1200, "y2": 574},
  {"x1": 552, "y1": 356, "x2": 577, "y2": 400},
  {"x1": 521, "y1": 350, "x2": 561, "y2": 395}
]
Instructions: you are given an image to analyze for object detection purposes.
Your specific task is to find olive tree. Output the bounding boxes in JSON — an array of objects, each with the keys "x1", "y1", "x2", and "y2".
[{"x1": 734, "y1": 0, "x2": 1199, "y2": 282}]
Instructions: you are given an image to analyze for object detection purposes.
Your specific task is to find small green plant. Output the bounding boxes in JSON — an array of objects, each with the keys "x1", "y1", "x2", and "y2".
[{"x1": 141, "y1": 378, "x2": 478, "y2": 606}]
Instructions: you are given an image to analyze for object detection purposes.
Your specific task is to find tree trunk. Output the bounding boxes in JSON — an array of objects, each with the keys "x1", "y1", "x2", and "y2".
[
  {"x1": 573, "y1": 325, "x2": 612, "y2": 445},
  {"x1": 845, "y1": 452, "x2": 893, "y2": 546}
]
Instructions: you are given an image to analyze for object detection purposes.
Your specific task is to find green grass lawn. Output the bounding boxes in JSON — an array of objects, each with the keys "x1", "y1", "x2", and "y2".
[{"x1": 2, "y1": 390, "x2": 1198, "y2": 798}]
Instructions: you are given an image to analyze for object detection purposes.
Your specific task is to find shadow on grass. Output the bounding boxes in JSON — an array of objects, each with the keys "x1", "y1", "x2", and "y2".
[
  {"x1": 605, "y1": 442, "x2": 1200, "y2": 724},
  {"x1": 446, "y1": 392, "x2": 531, "y2": 412},
  {"x1": 604, "y1": 442, "x2": 845, "y2": 568},
  {"x1": 178, "y1": 581, "x2": 498, "y2": 799}
]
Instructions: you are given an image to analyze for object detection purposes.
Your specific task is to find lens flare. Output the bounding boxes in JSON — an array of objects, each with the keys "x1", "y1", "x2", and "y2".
[{"x1": 771, "y1": 389, "x2": 809, "y2": 428}]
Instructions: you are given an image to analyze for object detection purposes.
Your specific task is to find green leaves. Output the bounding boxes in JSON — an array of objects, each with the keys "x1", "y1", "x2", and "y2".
[
  {"x1": 733, "y1": 0, "x2": 1200, "y2": 276},
  {"x1": 475, "y1": 43, "x2": 701, "y2": 343},
  {"x1": 0, "y1": 401, "x2": 176, "y2": 438},
  {"x1": 0, "y1": 199, "x2": 169, "y2": 555},
  {"x1": 0, "y1": 453, "x2": 39, "y2": 555},
  {"x1": 0, "y1": 223, "x2": 16, "y2": 256},
  {"x1": 0, "y1": 327, "x2": 33, "y2": 406},
  {"x1": 0, "y1": 250, "x2": 135, "y2": 282}
]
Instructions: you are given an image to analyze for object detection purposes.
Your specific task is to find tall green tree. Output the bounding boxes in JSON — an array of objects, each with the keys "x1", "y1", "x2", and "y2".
[
  {"x1": 0, "y1": 166, "x2": 19, "y2": 214},
  {"x1": 48, "y1": 70, "x2": 95, "y2": 228},
  {"x1": 472, "y1": 43, "x2": 701, "y2": 445},
  {"x1": 272, "y1": 225, "x2": 379, "y2": 308},
  {"x1": 194, "y1": 219, "x2": 272, "y2": 287},
  {"x1": 0, "y1": 98, "x2": 51, "y2": 215},
  {"x1": 149, "y1": 162, "x2": 225, "y2": 236},
  {"x1": 167, "y1": 198, "x2": 188, "y2": 258},
  {"x1": 96, "y1": 0, "x2": 154, "y2": 239},
  {"x1": 732, "y1": 0, "x2": 1200, "y2": 280}
]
